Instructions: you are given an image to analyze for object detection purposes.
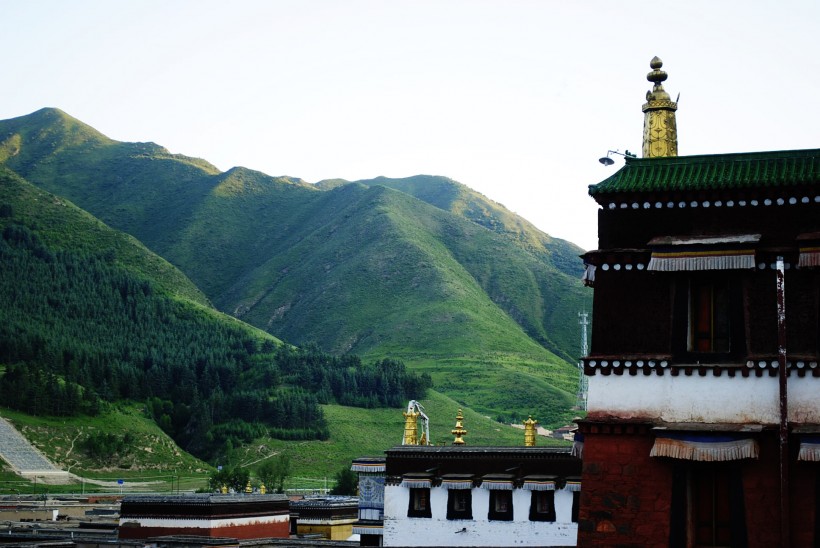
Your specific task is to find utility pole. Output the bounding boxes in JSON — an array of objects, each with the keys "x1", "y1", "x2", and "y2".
[{"x1": 576, "y1": 312, "x2": 590, "y2": 411}]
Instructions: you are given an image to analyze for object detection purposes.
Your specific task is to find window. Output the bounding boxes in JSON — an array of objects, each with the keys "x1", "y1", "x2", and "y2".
[
  {"x1": 673, "y1": 274, "x2": 746, "y2": 361},
  {"x1": 488, "y1": 490, "x2": 514, "y2": 521},
  {"x1": 669, "y1": 463, "x2": 747, "y2": 547},
  {"x1": 689, "y1": 278, "x2": 730, "y2": 353},
  {"x1": 407, "y1": 488, "x2": 431, "y2": 518},
  {"x1": 571, "y1": 491, "x2": 580, "y2": 523},
  {"x1": 529, "y1": 491, "x2": 556, "y2": 522},
  {"x1": 446, "y1": 489, "x2": 472, "y2": 520}
]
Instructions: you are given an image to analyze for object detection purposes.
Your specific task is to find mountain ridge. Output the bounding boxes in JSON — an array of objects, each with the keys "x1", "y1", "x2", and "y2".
[{"x1": 0, "y1": 107, "x2": 590, "y2": 426}]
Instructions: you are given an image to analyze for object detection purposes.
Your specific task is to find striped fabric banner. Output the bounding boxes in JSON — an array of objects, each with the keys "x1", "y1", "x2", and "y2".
[
  {"x1": 481, "y1": 474, "x2": 515, "y2": 490},
  {"x1": 400, "y1": 477, "x2": 432, "y2": 489},
  {"x1": 440, "y1": 475, "x2": 474, "y2": 490},
  {"x1": 521, "y1": 476, "x2": 556, "y2": 491},
  {"x1": 648, "y1": 248, "x2": 756, "y2": 271},
  {"x1": 798, "y1": 246, "x2": 820, "y2": 268},
  {"x1": 798, "y1": 436, "x2": 820, "y2": 461},
  {"x1": 564, "y1": 480, "x2": 582, "y2": 492},
  {"x1": 647, "y1": 234, "x2": 759, "y2": 271},
  {"x1": 353, "y1": 526, "x2": 384, "y2": 535},
  {"x1": 351, "y1": 461, "x2": 386, "y2": 473},
  {"x1": 650, "y1": 433, "x2": 759, "y2": 461}
]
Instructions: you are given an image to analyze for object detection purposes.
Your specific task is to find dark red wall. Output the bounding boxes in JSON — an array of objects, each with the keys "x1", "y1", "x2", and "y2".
[{"x1": 578, "y1": 428, "x2": 817, "y2": 547}]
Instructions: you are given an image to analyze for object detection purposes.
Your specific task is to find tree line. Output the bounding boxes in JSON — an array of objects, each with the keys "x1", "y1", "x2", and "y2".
[{"x1": 0, "y1": 219, "x2": 430, "y2": 461}]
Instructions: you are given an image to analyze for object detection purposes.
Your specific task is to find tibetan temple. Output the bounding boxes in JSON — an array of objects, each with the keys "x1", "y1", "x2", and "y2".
[{"x1": 578, "y1": 57, "x2": 820, "y2": 546}]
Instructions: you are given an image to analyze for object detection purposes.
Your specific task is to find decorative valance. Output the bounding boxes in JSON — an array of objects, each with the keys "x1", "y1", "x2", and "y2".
[
  {"x1": 798, "y1": 246, "x2": 820, "y2": 268},
  {"x1": 351, "y1": 459, "x2": 385, "y2": 473},
  {"x1": 480, "y1": 474, "x2": 515, "y2": 490},
  {"x1": 798, "y1": 435, "x2": 820, "y2": 461},
  {"x1": 564, "y1": 478, "x2": 582, "y2": 492},
  {"x1": 353, "y1": 525, "x2": 383, "y2": 536},
  {"x1": 650, "y1": 432, "x2": 759, "y2": 461},
  {"x1": 521, "y1": 475, "x2": 556, "y2": 491},
  {"x1": 647, "y1": 234, "x2": 760, "y2": 271},
  {"x1": 400, "y1": 473, "x2": 432, "y2": 489},
  {"x1": 439, "y1": 474, "x2": 474, "y2": 490}
]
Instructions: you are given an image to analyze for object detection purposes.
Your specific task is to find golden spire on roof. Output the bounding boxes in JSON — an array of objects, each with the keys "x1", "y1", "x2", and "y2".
[
  {"x1": 523, "y1": 415, "x2": 538, "y2": 447},
  {"x1": 642, "y1": 56, "x2": 678, "y2": 158},
  {"x1": 451, "y1": 409, "x2": 467, "y2": 445},
  {"x1": 403, "y1": 408, "x2": 420, "y2": 445}
]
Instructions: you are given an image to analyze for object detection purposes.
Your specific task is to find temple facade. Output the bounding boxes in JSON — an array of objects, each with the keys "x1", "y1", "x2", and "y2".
[
  {"x1": 578, "y1": 58, "x2": 820, "y2": 546},
  {"x1": 383, "y1": 446, "x2": 581, "y2": 547}
]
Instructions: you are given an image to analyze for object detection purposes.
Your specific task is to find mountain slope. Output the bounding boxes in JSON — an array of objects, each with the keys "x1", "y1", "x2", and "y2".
[
  {"x1": 317, "y1": 175, "x2": 588, "y2": 361},
  {"x1": 0, "y1": 108, "x2": 589, "y2": 426}
]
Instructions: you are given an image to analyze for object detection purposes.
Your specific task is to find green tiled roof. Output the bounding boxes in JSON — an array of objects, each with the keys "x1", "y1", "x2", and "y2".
[{"x1": 589, "y1": 148, "x2": 820, "y2": 197}]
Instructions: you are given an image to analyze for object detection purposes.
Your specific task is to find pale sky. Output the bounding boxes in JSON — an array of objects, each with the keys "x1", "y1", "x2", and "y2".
[{"x1": 3, "y1": 0, "x2": 819, "y2": 251}]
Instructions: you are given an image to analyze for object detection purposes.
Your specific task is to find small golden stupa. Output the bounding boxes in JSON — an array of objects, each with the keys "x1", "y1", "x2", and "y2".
[
  {"x1": 451, "y1": 408, "x2": 467, "y2": 445},
  {"x1": 523, "y1": 415, "x2": 538, "y2": 447}
]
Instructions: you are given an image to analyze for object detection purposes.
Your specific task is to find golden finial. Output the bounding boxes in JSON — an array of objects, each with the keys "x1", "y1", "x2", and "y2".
[
  {"x1": 403, "y1": 409, "x2": 420, "y2": 445},
  {"x1": 260, "y1": 483, "x2": 266, "y2": 495},
  {"x1": 451, "y1": 409, "x2": 467, "y2": 445},
  {"x1": 641, "y1": 56, "x2": 678, "y2": 158},
  {"x1": 523, "y1": 415, "x2": 538, "y2": 447},
  {"x1": 245, "y1": 480, "x2": 253, "y2": 493},
  {"x1": 221, "y1": 484, "x2": 228, "y2": 494}
]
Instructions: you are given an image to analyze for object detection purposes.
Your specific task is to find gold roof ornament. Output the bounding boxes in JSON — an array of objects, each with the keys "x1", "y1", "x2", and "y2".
[
  {"x1": 245, "y1": 480, "x2": 253, "y2": 494},
  {"x1": 403, "y1": 409, "x2": 420, "y2": 445},
  {"x1": 523, "y1": 415, "x2": 538, "y2": 447},
  {"x1": 642, "y1": 56, "x2": 678, "y2": 158},
  {"x1": 451, "y1": 408, "x2": 467, "y2": 445}
]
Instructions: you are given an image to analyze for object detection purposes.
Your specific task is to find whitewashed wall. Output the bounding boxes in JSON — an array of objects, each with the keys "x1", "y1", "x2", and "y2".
[
  {"x1": 588, "y1": 373, "x2": 820, "y2": 424},
  {"x1": 383, "y1": 485, "x2": 577, "y2": 547}
]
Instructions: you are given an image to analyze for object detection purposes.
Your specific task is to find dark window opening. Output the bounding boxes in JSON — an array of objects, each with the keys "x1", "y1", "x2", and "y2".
[
  {"x1": 407, "y1": 488, "x2": 431, "y2": 518},
  {"x1": 689, "y1": 278, "x2": 731, "y2": 353},
  {"x1": 488, "y1": 490, "x2": 514, "y2": 521},
  {"x1": 571, "y1": 491, "x2": 580, "y2": 523},
  {"x1": 446, "y1": 489, "x2": 472, "y2": 520},
  {"x1": 673, "y1": 274, "x2": 745, "y2": 363},
  {"x1": 669, "y1": 463, "x2": 747, "y2": 548},
  {"x1": 529, "y1": 490, "x2": 556, "y2": 522}
]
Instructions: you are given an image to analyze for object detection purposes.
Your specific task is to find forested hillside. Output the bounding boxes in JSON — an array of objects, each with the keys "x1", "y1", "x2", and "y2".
[
  {"x1": 0, "y1": 169, "x2": 429, "y2": 460},
  {"x1": 0, "y1": 108, "x2": 589, "y2": 428}
]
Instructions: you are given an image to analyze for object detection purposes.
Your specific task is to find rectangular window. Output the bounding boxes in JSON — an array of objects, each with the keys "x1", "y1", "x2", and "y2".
[
  {"x1": 407, "y1": 488, "x2": 431, "y2": 518},
  {"x1": 488, "y1": 490, "x2": 514, "y2": 521},
  {"x1": 669, "y1": 463, "x2": 747, "y2": 547},
  {"x1": 689, "y1": 279, "x2": 730, "y2": 353},
  {"x1": 571, "y1": 491, "x2": 580, "y2": 523},
  {"x1": 529, "y1": 491, "x2": 556, "y2": 522},
  {"x1": 446, "y1": 489, "x2": 472, "y2": 520}
]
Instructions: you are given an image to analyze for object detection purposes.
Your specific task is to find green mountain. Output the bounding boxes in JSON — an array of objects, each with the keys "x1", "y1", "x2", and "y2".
[
  {"x1": 0, "y1": 108, "x2": 590, "y2": 426},
  {"x1": 0, "y1": 167, "x2": 428, "y2": 462}
]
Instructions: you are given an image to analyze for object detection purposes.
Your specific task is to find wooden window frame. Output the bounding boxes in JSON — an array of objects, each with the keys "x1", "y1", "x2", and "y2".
[
  {"x1": 488, "y1": 490, "x2": 514, "y2": 521},
  {"x1": 529, "y1": 491, "x2": 556, "y2": 522},
  {"x1": 446, "y1": 489, "x2": 473, "y2": 520},
  {"x1": 407, "y1": 487, "x2": 431, "y2": 518}
]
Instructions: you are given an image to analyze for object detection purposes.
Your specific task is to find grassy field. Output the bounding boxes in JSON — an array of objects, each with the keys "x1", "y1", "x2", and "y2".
[
  {"x1": 224, "y1": 388, "x2": 569, "y2": 492},
  {"x1": 0, "y1": 389, "x2": 570, "y2": 495}
]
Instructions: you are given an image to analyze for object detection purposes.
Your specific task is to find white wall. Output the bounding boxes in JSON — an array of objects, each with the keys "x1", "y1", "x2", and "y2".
[
  {"x1": 588, "y1": 373, "x2": 820, "y2": 424},
  {"x1": 383, "y1": 485, "x2": 577, "y2": 547}
]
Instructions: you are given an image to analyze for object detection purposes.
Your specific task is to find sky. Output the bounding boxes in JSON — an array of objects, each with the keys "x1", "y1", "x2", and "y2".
[{"x1": 3, "y1": 0, "x2": 820, "y2": 251}]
